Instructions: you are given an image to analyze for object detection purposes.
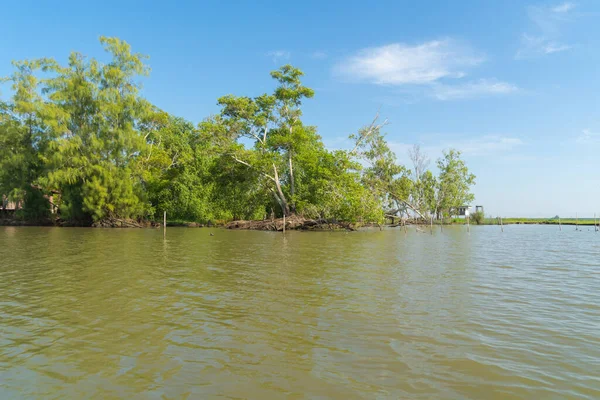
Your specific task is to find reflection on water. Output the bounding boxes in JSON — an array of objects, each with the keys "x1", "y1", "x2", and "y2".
[{"x1": 1, "y1": 226, "x2": 599, "y2": 399}]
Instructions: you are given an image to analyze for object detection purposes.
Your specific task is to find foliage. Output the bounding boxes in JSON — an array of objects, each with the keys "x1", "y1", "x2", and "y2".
[
  {"x1": 0, "y1": 37, "x2": 477, "y2": 226},
  {"x1": 471, "y1": 210, "x2": 485, "y2": 225},
  {"x1": 433, "y1": 149, "x2": 476, "y2": 218}
]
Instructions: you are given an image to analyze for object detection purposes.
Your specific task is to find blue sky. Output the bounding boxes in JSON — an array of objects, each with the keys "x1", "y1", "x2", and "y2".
[{"x1": 2, "y1": 0, "x2": 599, "y2": 217}]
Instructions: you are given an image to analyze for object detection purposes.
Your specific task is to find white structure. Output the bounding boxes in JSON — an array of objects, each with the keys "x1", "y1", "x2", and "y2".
[{"x1": 455, "y1": 205, "x2": 471, "y2": 217}]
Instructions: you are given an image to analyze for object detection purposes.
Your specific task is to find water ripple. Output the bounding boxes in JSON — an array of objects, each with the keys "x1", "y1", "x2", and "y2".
[{"x1": 0, "y1": 225, "x2": 599, "y2": 399}]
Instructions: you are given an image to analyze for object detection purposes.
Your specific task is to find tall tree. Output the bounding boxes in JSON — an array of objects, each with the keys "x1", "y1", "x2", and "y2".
[
  {"x1": 39, "y1": 37, "x2": 153, "y2": 222},
  {"x1": 408, "y1": 144, "x2": 430, "y2": 214},
  {"x1": 270, "y1": 65, "x2": 314, "y2": 212},
  {"x1": 208, "y1": 65, "x2": 314, "y2": 217},
  {"x1": 434, "y1": 149, "x2": 476, "y2": 218},
  {"x1": 0, "y1": 60, "x2": 52, "y2": 219},
  {"x1": 1, "y1": 37, "x2": 478, "y2": 227},
  {"x1": 350, "y1": 114, "x2": 423, "y2": 219}
]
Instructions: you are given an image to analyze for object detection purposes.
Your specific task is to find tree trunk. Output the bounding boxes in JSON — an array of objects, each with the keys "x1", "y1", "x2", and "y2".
[
  {"x1": 273, "y1": 164, "x2": 290, "y2": 216},
  {"x1": 288, "y1": 150, "x2": 295, "y2": 213},
  {"x1": 288, "y1": 125, "x2": 296, "y2": 213}
]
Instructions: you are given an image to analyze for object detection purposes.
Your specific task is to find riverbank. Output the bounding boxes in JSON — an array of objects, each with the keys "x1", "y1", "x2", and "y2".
[
  {"x1": 225, "y1": 215, "x2": 358, "y2": 231},
  {"x1": 468, "y1": 218, "x2": 597, "y2": 226},
  {"x1": 2, "y1": 216, "x2": 597, "y2": 229}
]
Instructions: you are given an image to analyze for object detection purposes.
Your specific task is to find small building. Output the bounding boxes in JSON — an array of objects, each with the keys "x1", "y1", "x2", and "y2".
[
  {"x1": 1, "y1": 195, "x2": 18, "y2": 211},
  {"x1": 454, "y1": 205, "x2": 471, "y2": 217},
  {"x1": 1, "y1": 195, "x2": 20, "y2": 217},
  {"x1": 2, "y1": 190, "x2": 59, "y2": 215}
]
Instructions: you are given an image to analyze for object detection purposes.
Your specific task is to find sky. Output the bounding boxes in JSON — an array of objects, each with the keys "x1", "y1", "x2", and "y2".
[{"x1": 1, "y1": 0, "x2": 599, "y2": 217}]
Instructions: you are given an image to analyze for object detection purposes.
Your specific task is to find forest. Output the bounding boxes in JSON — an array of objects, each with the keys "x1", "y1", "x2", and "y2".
[{"x1": 0, "y1": 37, "x2": 475, "y2": 227}]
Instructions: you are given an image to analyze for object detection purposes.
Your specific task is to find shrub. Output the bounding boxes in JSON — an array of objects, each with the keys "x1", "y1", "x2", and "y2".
[{"x1": 471, "y1": 211, "x2": 485, "y2": 225}]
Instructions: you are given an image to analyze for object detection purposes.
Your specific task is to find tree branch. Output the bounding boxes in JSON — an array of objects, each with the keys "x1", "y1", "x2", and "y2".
[
  {"x1": 350, "y1": 111, "x2": 389, "y2": 155},
  {"x1": 230, "y1": 154, "x2": 276, "y2": 182}
]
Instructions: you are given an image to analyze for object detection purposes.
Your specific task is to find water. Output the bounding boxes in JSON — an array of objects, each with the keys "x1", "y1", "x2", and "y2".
[{"x1": 1, "y1": 225, "x2": 599, "y2": 399}]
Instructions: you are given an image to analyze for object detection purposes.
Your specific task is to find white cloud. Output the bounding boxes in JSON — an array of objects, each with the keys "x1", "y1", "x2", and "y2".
[
  {"x1": 543, "y1": 42, "x2": 572, "y2": 54},
  {"x1": 389, "y1": 136, "x2": 524, "y2": 164},
  {"x1": 335, "y1": 39, "x2": 484, "y2": 85},
  {"x1": 516, "y1": 34, "x2": 572, "y2": 59},
  {"x1": 335, "y1": 39, "x2": 517, "y2": 102},
  {"x1": 577, "y1": 129, "x2": 600, "y2": 144},
  {"x1": 266, "y1": 50, "x2": 290, "y2": 63},
  {"x1": 516, "y1": 3, "x2": 576, "y2": 59},
  {"x1": 552, "y1": 2, "x2": 575, "y2": 13},
  {"x1": 430, "y1": 79, "x2": 519, "y2": 101}
]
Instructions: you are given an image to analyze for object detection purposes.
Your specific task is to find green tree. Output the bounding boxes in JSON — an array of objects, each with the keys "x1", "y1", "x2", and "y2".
[
  {"x1": 1, "y1": 37, "x2": 479, "y2": 228},
  {"x1": 142, "y1": 114, "x2": 217, "y2": 222},
  {"x1": 350, "y1": 114, "x2": 423, "y2": 220},
  {"x1": 434, "y1": 149, "x2": 476, "y2": 218},
  {"x1": 0, "y1": 60, "x2": 52, "y2": 219},
  {"x1": 38, "y1": 37, "x2": 153, "y2": 222},
  {"x1": 270, "y1": 65, "x2": 314, "y2": 212},
  {"x1": 208, "y1": 65, "x2": 314, "y2": 217}
]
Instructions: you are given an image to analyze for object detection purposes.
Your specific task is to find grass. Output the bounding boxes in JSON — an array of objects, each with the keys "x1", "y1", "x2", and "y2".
[{"x1": 450, "y1": 217, "x2": 598, "y2": 226}]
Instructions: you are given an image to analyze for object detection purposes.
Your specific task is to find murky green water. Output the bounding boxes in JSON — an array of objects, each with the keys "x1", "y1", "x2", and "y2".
[{"x1": 1, "y1": 225, "x2": 599, "y2": 399}]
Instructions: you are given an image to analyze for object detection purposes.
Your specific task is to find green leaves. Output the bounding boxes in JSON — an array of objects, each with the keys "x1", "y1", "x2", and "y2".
[
  {"x1": 435, "y1": 149, "x2": 476, "y2": 217},
  {"x1": 0, "y1": 37, "x2": 153, "y2": 222},
  {"x1": 349, "y1": 116, "x2": 476, "y2": 221},
  {"x1": 0, "y1": 38, "x2": 477, "y2": 226}
]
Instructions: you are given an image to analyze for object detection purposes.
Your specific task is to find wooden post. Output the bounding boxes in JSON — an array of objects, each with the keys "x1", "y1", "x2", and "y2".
[
  {"x1": 595, "y1": 213, "x2": 598, "y2": 232},
  {"x1": 283, "y1": 213, "x2": 286, "y2": 234},
  {"x1": 467, "y1": 214, "x2": 470, "y2": 233},
  {"x1": 559, "y1": 217, "x2": 562, "y2": 231},
  {"x1": 500, "y1": 216, "x2": 504, "y2": 232},
  {"x1": 430, "y1": 215, "x2": 433, "y2": 235},
  {"x1": 576, "y1": 213, "x2": 578, "y2": 231},
  {"x1": 163, "y1": 211, "x2": 166, "y2": 228}
]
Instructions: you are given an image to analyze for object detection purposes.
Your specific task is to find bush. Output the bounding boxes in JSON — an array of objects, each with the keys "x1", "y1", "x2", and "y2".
[{"x1": 471, "y1": 211, "x2": 485, "y2": 225}]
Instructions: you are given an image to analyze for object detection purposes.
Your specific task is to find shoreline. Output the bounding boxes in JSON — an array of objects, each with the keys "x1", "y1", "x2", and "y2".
[{"x1": 1, "y1": 217, "x2": 595, "y2": 229}]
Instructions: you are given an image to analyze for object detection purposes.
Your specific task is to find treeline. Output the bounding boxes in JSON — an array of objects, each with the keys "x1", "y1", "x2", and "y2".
[{"x1": 0, "y1": 37, "x2": 475, "y2": 226}]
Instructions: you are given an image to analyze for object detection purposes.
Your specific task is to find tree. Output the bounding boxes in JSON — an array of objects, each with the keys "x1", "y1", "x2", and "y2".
[
  {"x1": 350, "y1": 114, "x2": 424, "y2": 220},
  {"x1": 270, "y1": 65, "x2": 315, "y2": 212},
  {"x1": 208, "y1": 65, "x2": 314, "y2": 217},
  {"x1": 0, "y1": 60, "x2": 52, "y2": 219},
  {"x1": 408, "y1": 144, "x2": 430, "y2": 214},
  {"x1": 434, "y1": 149, "x2": 476, "y2": 218},
  {"x1": 38, "y1": 37, "x2": 153, "y2": 222},
  {"x1": 1, "y1": 37, "x2": 479, "y2": 228},
  {"x1": 143, "y1": 114, "x2": 217, "y2": 222}
]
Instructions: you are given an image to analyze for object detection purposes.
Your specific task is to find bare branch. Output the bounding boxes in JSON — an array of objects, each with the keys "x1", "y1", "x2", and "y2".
[
  {"x1": 390, "y1": 194, "x2": 427, "y2": 220},
  {"x1": 230, "y1": 154, "x2": 276, "y2": 182},
  {"x1": 168, "y1": 150, "x2": 179, "y2": 169},
  {"x1": 350, "y1": 111, "x2": 389, "y2": 155},
  {"x1": 408, "y1": 144, "x2": 429, "y2": 180}
]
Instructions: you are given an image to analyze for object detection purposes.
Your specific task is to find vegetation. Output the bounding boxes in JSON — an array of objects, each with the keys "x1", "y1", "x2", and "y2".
[
  {"x1": 0, "y1": 37, "x2": 477, "y2": 227},
  {"x1": 471, "y1": 210, "x2": 485, "y2": 225},
  {"x1": 445, "y1": 216, "x2": 598, "y2": 226},
  {"x1": 496, "y1": 218, "x2": 596, "y2": 226}
]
